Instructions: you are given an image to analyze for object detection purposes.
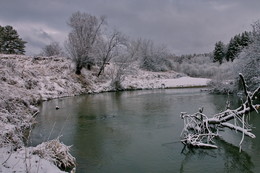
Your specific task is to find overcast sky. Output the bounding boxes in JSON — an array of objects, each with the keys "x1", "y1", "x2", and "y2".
[{"x1": 1, "y1": 0, "x2": 260, "y2": 55}]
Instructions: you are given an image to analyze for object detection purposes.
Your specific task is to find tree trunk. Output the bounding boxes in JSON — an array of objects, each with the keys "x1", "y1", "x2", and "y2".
[
  {"x1": 97, "y1": 64, "x2": 105, "y2": 77},
  {"x1": 75, "y1": 65, "x2": 82, "y2": 75}
]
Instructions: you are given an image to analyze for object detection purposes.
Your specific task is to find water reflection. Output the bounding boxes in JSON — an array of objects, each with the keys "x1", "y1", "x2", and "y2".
[
  {"x1": 180, "y1": 138, "x2": 254, "y2": 173},
  {"x1": 30, "y1": 89, "x2": 260, "y2": 173}
]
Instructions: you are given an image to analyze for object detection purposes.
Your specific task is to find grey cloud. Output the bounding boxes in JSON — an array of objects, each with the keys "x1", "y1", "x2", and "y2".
[
  {"x1": 1, "y1": 0, "x2": 260, "y2": 55},
  {"x1": 33, "y1": 28, "x2": 53, "y2": 40}
]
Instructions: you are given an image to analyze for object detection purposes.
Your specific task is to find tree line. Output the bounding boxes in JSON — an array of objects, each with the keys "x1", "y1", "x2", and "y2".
[
  {"x1": 213, "y1": 31, "x2": 251, "y2": 64},
  {"x1": 210, "y1": 21, "x2": 260, "y2": 93}
]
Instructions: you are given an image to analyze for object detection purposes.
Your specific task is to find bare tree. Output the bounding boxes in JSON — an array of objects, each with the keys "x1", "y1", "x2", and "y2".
[
  {"x1": 41, "y1": 42, "x2": 63, "y2": 57},
  {"x1": 137, "y1": 38, "x2": 172, "y2": 72},
  {"x1": 65, "y1": 11, "x2": 106, "y2": 75},
  {"x1": 95, "y1": 30, "x2": 125, "y2": 77},
  {"x1": 110, "y1": 39, "x2": 140, "y2": 90}
]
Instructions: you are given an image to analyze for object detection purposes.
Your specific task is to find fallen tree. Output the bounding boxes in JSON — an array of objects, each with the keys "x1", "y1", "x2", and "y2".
[{"x1": 180, "y1": 73, "x2": 260, "y2": 150}]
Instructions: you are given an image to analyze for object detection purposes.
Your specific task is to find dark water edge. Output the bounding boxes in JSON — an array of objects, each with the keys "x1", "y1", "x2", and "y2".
[{"x1": 30, "y1": 88, "x2": 260, "y2": 173}]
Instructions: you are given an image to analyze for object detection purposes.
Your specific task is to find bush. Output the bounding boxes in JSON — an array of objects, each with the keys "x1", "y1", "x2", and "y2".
[{"x1": 171, "y1": 54, "x2": 218, "y2": 78}]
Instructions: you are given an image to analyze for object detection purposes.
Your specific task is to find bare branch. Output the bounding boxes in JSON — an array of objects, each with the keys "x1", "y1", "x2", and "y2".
[{"x1": 180, "y1": 74, "x2": 260, "y2": 150}]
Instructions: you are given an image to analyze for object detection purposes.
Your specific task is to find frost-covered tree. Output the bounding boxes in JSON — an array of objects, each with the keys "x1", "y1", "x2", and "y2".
[
  {"x1": 138, "y1": 39, "x2": 172, "y2": 71},
  {"x1": 41, "y1": 42, "x2": 64, "y2": 57},
  {"x1": 110, "y1": 39, "x2": 140, "y2": 90},
  {"x1": 213, "y1": 41, "x2": 225, "y2": 64},
  {"x1": 171, "y1": 54, "x2": 218, "y2": 78},
  {"x1": 65, "y1": 11, "x2": 105, "y2": 75},
  {"x1": 235, "y1": 21, "x2": 260, "y2": 91},
  {"x1": 95, "y1": 30, "x2": 125, "y2": 77},
  {"x1": 0, "y1": 25, "x2": 26, "y2": 54}
]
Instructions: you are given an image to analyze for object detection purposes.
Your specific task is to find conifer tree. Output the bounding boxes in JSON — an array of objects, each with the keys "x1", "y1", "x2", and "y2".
[
  {"x1": 226, "y1": 38, "x2": 238, "y2": 62},
  {"x1": 213, "y1": 41, "x2": 225, "y2": 64},
  {"x1": 240, "y1": 31, "x2": 251, "y2": 48},
  {"x1": 226, "y1": 32, "x2": 251, "y2": 62},
  {"x1": 0, "y1": 25, "x2": 26, "y2": 54}
]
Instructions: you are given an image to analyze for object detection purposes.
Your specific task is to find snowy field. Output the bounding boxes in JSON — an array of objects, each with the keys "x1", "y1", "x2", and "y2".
[{"x1": 0, "y1": 54, "x2": 210, "y2": 172}]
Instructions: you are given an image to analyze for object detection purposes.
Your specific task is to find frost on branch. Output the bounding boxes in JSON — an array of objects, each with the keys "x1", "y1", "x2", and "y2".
[{"x1": 180, "y1": 74, "x2": 260, "y2": 150}]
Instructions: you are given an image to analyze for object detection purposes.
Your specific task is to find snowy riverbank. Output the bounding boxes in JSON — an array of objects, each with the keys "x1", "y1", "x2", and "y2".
[{"x1": 0, "y1": 54, "x2": 210, "y2": 172}]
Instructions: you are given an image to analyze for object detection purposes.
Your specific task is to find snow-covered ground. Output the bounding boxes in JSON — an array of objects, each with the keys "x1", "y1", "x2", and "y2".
[
  {"x1": 122, "y1": 75, "x2": 209, "y2": 89},
  {"x1": 0, "y1": 54, "x2": 210, "y2": 172},
  {"x1": 92, "y1": 64, "x2": 210, "y2": 92},
  {"x1": 0, "y1": 147, "x2": 66, "y2": 173}
]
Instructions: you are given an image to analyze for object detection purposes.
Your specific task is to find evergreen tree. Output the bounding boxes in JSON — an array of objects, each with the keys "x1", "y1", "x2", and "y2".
[
  {"x1": 0, "y1": 25, "x2": 26, "y2": 54},
  {"x1": 226, "y1": 38, "x2": 236, "y2": 62},
  {"x1": 226, "y1": 32, "x2": 251, "y2": 62},
  {"x1": 213, "y1": 41, "x2": 225, "y2": 64},
  {"x1": 240, "y1": 31, "x2": 251, "y2": 48}
]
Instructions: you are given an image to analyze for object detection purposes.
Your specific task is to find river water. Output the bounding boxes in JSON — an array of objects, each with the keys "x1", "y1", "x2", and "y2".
[{"x1": 30, "y1": 88, "x2": 260, "y2": 173}]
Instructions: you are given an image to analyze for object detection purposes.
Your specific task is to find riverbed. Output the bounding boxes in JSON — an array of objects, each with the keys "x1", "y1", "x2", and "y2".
[{"x1": 30, "y1": 88, "x2": 260, "y2": 173}]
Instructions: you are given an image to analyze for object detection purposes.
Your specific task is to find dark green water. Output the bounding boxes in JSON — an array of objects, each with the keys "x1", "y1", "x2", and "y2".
[{"x1": 30, "y1": 88, "x2": 260, "y2": 173}]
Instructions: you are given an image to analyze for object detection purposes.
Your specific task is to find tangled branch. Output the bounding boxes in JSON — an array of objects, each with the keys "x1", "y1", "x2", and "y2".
[{"x1": 180, "y1": 74, "x2": 260, "y2": 149}]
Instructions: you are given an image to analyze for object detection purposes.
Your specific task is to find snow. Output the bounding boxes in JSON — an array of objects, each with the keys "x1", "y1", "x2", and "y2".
[
  {"x1": 0, "y1": 147, "x2": 66, "y2": 173},
  {"x1": 160, "y1": 77, "x2": 209, "y2": 88},
  {"x1": 118, "y1": 67, "x2": 209, "y2": 90},
  {"x1": 0, "y1": 54, "x2": 210, "y2": 172}
]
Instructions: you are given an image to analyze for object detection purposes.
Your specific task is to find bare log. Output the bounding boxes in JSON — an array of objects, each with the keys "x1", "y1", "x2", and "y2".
[{"x1": 221, "y1": 122, "x2": 255, "y2": 138}]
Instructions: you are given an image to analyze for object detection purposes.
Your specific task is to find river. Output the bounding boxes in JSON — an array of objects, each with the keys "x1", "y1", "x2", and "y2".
[{"x1": 30, "y1": 88, "x2": 260, "y2": 173}]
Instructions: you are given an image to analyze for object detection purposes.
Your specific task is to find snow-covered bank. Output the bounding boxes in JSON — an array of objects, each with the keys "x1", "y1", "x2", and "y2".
[
  {"x1": 0, "y1": 147, "x2": 66, "y2": 173},
  {"x1": 0, "y1": 55, "x2": 84, "y2": 172},
  {"x1": 0, "y1": 54, "x2": 210, "y2": 172}
]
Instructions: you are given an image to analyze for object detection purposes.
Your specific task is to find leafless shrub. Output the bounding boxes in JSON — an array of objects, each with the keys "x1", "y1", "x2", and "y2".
[
  {"x1": 33, "y1": 138, "x2": 76, "y2": 170},
  {"x1": 41, "y1": 42, "x2": 64, "y2": 57},
  {"x1": 138, "y1": 39, "x2": 172, "y2": 72}
]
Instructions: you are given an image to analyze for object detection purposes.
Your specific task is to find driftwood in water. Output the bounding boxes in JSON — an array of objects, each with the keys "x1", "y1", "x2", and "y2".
[{"x1": 180, "y1": 74, "x2": 260, "y2": 149}]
